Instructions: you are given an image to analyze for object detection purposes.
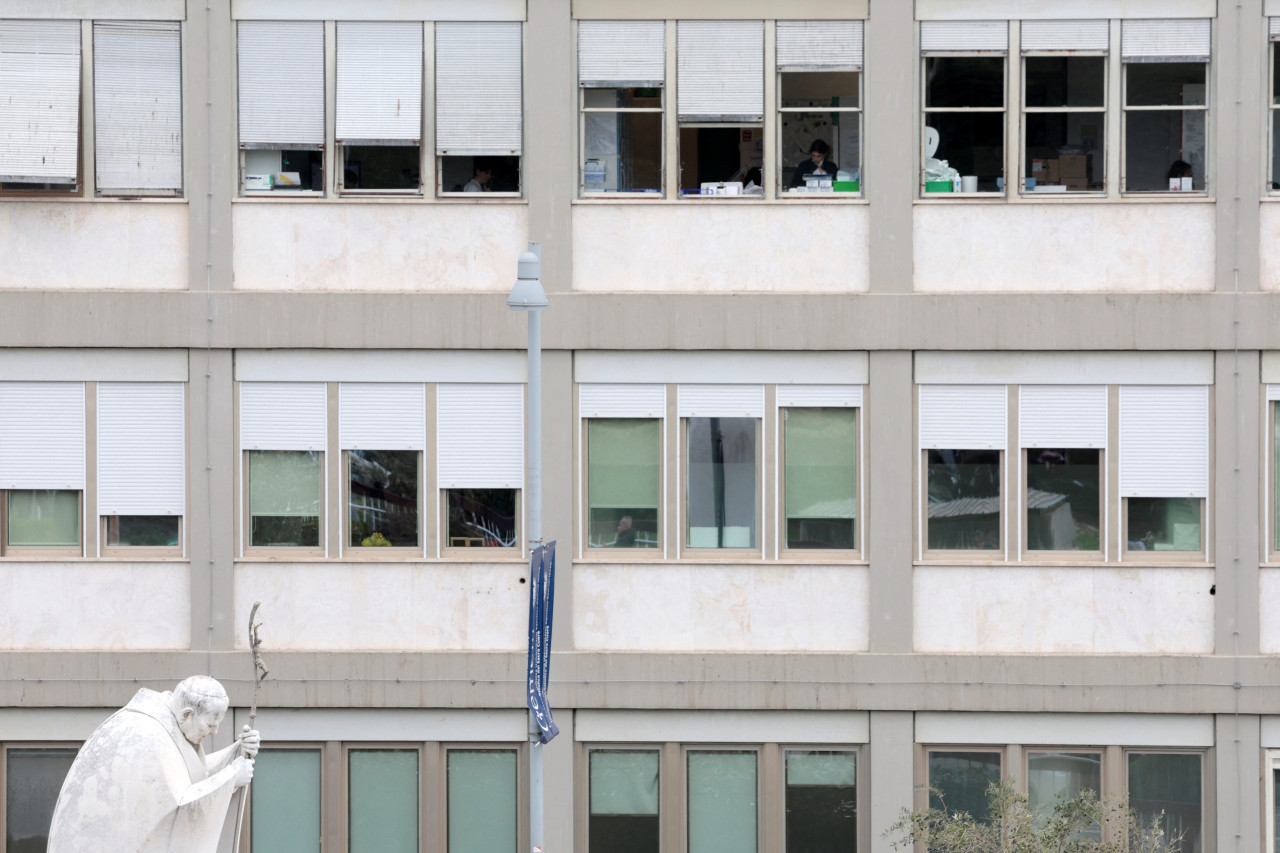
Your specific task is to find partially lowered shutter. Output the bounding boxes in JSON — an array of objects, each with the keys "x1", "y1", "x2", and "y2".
[
  {"x1": 437, "y1": 384, "x2": 523, "y2": 488},
  {"x1": 1019, "y1": 385, "x2": 1107, "y2": 448},
  {"x1": 776, "y1": 385, "x2": 863, "y2": 408},
  {"x1": 0, "y1": 20, "x2": 81, "y2": 183},
  {"x1": 919, "y1": 385, "x2": 1006, "y2": 450},
  {"x1": 0, "y1": 383, "x2": 85, "y2": 489},
  {"x1": 240, "y1": 382, "x2": 327, "y2": 451},
  {"x1": 1119, "y1": 385, "x2": 1208, "y2": 497},
  {"x1": 1021, "y1": 20, "x2": 1109, "y2": 52},
  {"x1": 578, "y1": 20, "x2": 664, "y2": 87},
  {"x1": 579, "y1": 384, "x2": 666, "y2": 418},
  {"x1": 920, "y1": 20, "x2": 1008, "y2": 53},
  {"x1": 98, "y1": 383, "x2": 185, "y2": 516},
  {"x1": 677, "y1": 385, "x2": 765, "y2": 418},
  {"x1": 338, "y1": 383, "x2": 426, "y2": 450},
  {"x1": 1122, "y1": 19, "x2": 1211, "y2": 63},
  {"x1": 776, "y1": 20, "x2": 864, "y2": 69},
  {"x1": 237, "y1": 20, "x2": 324, "y2": 149},
  {"x1": 94, "y1": 21, "x2": 182, "y2": 194},
  {"x1": 436, "y1": 22, "x2": 522, "y2": 155},
  {"x1": 677, "y1": 20, "x2": 764, "y2": 121},
  {"x1": 336, "y1": 21, "x2": 422, "y2": 144}
]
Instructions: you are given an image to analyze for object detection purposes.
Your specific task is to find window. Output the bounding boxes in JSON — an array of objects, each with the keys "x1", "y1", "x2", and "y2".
[
  {"x1": 1271, "y1": 20, "x2": 1280, "y2": 191},
  {"x1": 586, "y1": 419, "x2": 661, "y2": 550},
  {"x1": 1128, "y1": 753, "x2": 1203, "y2": 853},
  {"x1": 1021, "y1": 20, "x2": 1107, "y2": 194},
  {"x1": 0, "y1": 20, "x2": 82, "y2": 194},
  {"x1": 436, "y1": 22, "x2": 523, "y2": 195},
  {"x1": 5, "y1": 746, "x2": 77, "y2": 852},
  {"x1": 782, "y1": 405, "x2": 859, "y2": 552},
  {"x1": 447, "y1": 749, "x2": 518, "y2": 852},
  {"x1": 98, "y1": 382, "x2": 185, "y2": 555},
  {"x1": 337, "y1": 22, "x2": 422, "y2": 194},
  {"x1": 578, "y1": 21, "x2": 664, "y2": 196},
  {"x1": 1121, "y1": 20, "x2": 1210, "y2": 192},
  {"x1": 1021, "y1": 385, "x2": 1106, "y2": 555},
  {"x1": 927, "y1": 750, "x2": 1002, "y2": 820},
  {"x1": 238, "y1": 21, "x2": 325, "y2": 193},
  {"x1": 240, "y1": 383, "x2": 327, "y2": 554},
  {"x1": 920, "y1": 385, "x2": 1007, "y2": 554},
  {"x1": 921, "y1": 21, "x2": 1008, "y2": 195},
  {"x1": 778, "y1": 21, "x2": 863, "y2": 195},
  {"x1": 339, "y1": 383, "x2": 425, "y2": 552},
  {"x1": 785, "y1": 750, "x2": 857, "y2": 852},
  {"x1": 687, "y1": 750, "x2": 758, "y2": 852},
  {"x1": 350, "y1": 748, "x2": 419, "y2": 852},
  {"x1": 589, "y1": 749, "x2": 660, "y2": 853},
  {"x1": 680, "y1": 383, "x2": 764, "y2": 553},
  {"x1": 438, "y1": 384, "x2": 524, "y2": 551},
  {"x1": 0, "y1": 382, "x2": 86, "y2": 557},
  {"x1": 251, "y1": 748, "x2": 323, "y2": 852}
]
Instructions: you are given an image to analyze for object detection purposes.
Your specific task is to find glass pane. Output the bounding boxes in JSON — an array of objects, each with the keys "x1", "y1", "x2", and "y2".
[
  {"x1": 1128, "y1": 753, "x2": 1202, "y2": 853},
  {"x1": 687, "y1": 751, "x2": 757, "y2": 853},
  {"x1": 583, "y1": 89, "x2": 663, "y2": 194},
  {"x1": 1126, "y1": 63, "x2": 1207, "y2": 107},
  {"x1": 588, "y1": 419, "x2": 660, "y2": 549},
  {"x1": 446, "y1": 489, "x2": 518, "y2": 548},
  {"x1": 342, "y1": 145, "x2": 419, "y2": 190},
  {"x1": 1025, "y1": 56, "x2": 1105, "y2": 108},
  {"x1": 1025, "y1": 115, "x2": 1104, "y2": 191},
  {"x1": 349, "y1": 450, "x2": 419, "y2": 548},
  {"x1": 8, "y1": 490, "x2": 80, "y2": 547},
  {"x1": 104, "y1": 516, "x2": 180, "y2": 547},
  {"x1": 925, "y1": 57, "x2": 1005, "y2": 109},
  {"x1": 584, "y1": 87, "x2": 662, "y2": 109},
  {"x1": 785, "y1": 408, "x2": 857, "y2": 549},
  {"x1": 1127, "y1": 497, "x2": 1202, "y2": 552},
  {"x1": 1028, "y1": 751, "x2": 1102, "y2": 839},
  {"x1": 6, "y1": 748, "x2": 76, "y2": 853},
  {"x1": 441, "y1": 155, "x2": 521, "y2": 193},
  {"x1": 1275, "y1": 43, "x2": 1280, "y2": 105},
  {"x1": 1124, "y1": 110, "x2": 1205, "y2": 191},
  {"x1": 927, "y1": 450, "x2": 1000, "y2": 551},
  {"x1": 590, "y1": 750, "x2": 659, "y2": 853},
  {"x1": 686, "y1": 417, "x2": 758, "y2": 549},
  {"x1": 249, "y1": 450, "x2": 322, "y2": 548},
  {"x1": 679, "y1": 126, "x2": 763, "y2": 195},
  {"x1": 350, "y1": 749, "x2": 418, "y2": 853},
  {"x1": 448, "y1": 750, "x2": 517, "y2": 853},
  {"x1": 923, "y1": 112, "x2": 1005, "y2": 191},
  {"x1": 243, "y1": 148, "x2": 323, "y2": 192},
  {"x1": 785, "y1": 751, "x2": 856, "y2": 853},
  {"x1": 1026, "y1": 449, "x2": 1101, "y2": 551},
  {"x1": 928, "y1": 751, "x2": 1001, "y2": 822},
  {"x1": 252, "y1": 749, "x2": 322, "y2": 853},
  {"x1": 781, "y1": 71, "x2": 861, "y2": 190}
]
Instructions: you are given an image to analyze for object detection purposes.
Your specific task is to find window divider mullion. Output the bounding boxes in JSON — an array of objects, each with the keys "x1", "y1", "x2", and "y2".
[
  {"x1": 422, "y1": 20, "x2": 435, "y2": 199},
  {"x1": 1006, "y1": 22, "x2": 1019, "y2": 199},
  {"x1": 328, "y1": 382, "x2": 340, "y2": 559},
  {"x1": 664, "y1": 20, "x2": 678, "y2": 200},
  {"x1": 763, "y1": 20, "x2": 776, "y2": 199},
  {"x1": 82, "y1": 19, "x2": 95, "y2": 196},
  {"x1": 324, "y1": 20, "x2": 337, "y2": 198},
  {"x1": 1108, "y1": 19, "x2": 1123, "y2": 197}
]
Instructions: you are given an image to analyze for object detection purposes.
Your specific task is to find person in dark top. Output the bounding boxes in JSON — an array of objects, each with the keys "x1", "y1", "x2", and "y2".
[{"x1": 788, "y1": 138, "x2": 838, "y2": 188}]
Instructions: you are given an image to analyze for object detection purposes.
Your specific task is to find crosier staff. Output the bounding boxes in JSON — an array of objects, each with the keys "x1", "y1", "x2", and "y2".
[{"x1": 232, "y1": 602, "x2": 270, "y2": 852}]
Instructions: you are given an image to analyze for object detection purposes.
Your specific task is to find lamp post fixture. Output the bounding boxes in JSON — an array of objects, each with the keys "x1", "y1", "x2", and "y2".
[{"x1": 509, "y1": 244, "x2": 548, "y2": 853}]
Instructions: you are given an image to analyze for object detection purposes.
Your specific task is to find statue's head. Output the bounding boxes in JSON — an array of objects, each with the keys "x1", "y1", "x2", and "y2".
[{"x1": 169, "y1": 676, "x2": 229, "y2": 747}]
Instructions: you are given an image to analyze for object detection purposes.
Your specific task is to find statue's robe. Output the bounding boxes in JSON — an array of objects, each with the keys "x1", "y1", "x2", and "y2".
[{"x1": 47, "y1": 688, "x2": 243, "y2": 853}]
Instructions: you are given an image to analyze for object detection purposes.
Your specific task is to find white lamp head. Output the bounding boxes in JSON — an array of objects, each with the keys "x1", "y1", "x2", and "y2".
[{"x1": 508, "y1": 251, "x2": 548, "y2": 311}]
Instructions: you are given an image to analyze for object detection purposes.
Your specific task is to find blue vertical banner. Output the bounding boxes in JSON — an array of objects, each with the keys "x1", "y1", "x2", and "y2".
[{"x1": 527, "y1": 540, "x2": 558, "y2": 743}]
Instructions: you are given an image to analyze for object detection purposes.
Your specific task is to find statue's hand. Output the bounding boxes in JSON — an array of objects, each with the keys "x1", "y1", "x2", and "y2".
[
  {"x1": 238, "y1": 725, "x2": 261, "y2": 757},
  {"x1": 232, "y1": 756, "x2": 255, "y2": 789}
]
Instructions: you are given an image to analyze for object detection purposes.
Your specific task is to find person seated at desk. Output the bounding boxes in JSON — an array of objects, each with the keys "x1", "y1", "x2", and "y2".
[
  {"x1": 463, "y1": 162, "x2": 492, "y2": 192},
  {"x1": 788, "y1": 139, "x2": 838, "y2": 189}
]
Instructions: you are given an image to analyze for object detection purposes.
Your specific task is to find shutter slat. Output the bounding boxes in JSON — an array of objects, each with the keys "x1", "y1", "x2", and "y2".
[
  {"x1": 677, "y1": 20, "x2": 764, "y2": 121},
  {"x1": 578, "y1": 20, "x2": 665, "y2": 86},
  {"x1": 1021, "y1": 20, "x2": 1109, "y2": 53},
  {"x1": 435, "y1": 22, "x2": 522, "y2": 155},
  {"x1": 776, "y1": 20, "x2": 863, "y2": 69},
  {"x1": 0, "y1": 20, "x2": 81, "y2": 182},
  {"x1": 1019, "y1": 385, "x2": 1107, "y2": 449},
  {"x1": 240, "y1": 383, "x2": 327, "y2": 451},
  {"x1": 1271, "y1": 18, "x2": 1280, "y2": 41},
  {"x1": 98, "y1": 383, "x2": 184, "y2": 516},
  {"x1": 338, "y1": 383, "x2": 425, "y2": 450},
  {"x1": 920, "y1": 20, "x2": 1008, "y2": 53},
  {"x1": 776, "y1": 385, "x2": 863, "y2": 408},
  {"x1": 0, "y1": 383, "x2": 85, "y2": 489},
  {"x1": 1119, "y1": 386, "x2": 1208, "y2": 497},
  {"x1": 94, "y1": 22, "x2": 182, "y2": 194},
  {"x1": 579, "y1": 384, "x2": 666, "y2": 418},
  {"x1": 336, "y1": 21, "x2": 422, "y2": 144},
  {"x1": 919, "y1": 385, "x2": 1007, "y2": 449},
  {"x1": 1121, "y1": 19, "x2": 1211, "y2": 62},
  {"x1": 437, "y1": 384, "x2": 524, "y2": 489},
  {"x1": 677, "y1": 385, "x2": 764, "y2": 418},
  {"x1": 1267, "y1": 384, "x2": 1280, "y2": 401},
  {"x1": 237, "y1": 21, "x2": 324, "y2": 148}
]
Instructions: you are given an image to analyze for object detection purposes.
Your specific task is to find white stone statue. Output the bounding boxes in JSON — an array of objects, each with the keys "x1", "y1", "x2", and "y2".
[{"x1": 47, "y1": 675, "x2": 260, "y2": 853}]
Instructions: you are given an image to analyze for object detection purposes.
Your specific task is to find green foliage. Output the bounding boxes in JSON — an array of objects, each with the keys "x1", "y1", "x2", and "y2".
[
  {"x1": 361, "y1": 531, "x2": 392, "y2": 547},
  {"x1": 886, "y1": 779, "x2": 1182, "y2": 853}
]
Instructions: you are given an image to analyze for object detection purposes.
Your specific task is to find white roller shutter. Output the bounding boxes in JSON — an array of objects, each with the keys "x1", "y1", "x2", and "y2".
[
  {"x1": 435, "y1": 22, "x2": 522, "y2": 155},
  {"x1": 578, "y1": 20, "x2": 665, "y2": 86},
  {"x1": 1021, "y1": 20, "x2": 1109, "y2": 53},
  {"x1": 336, "y1": 21, "x2": 422, "y2": 144},
  {"x1": 338, "y1": 383, "x2": 425, "y2": 450},
  {"x1": 920, "y1": 20, "x2": 1008, "y2": 53},
  {"x1": 0, "y1": 383, "x2": 85, "y2": 489},
  {"x1": 1271, "y1": 18, "x2": 1280, "y2": 41},
  {"x1": 1122, "y1": 19, "x2": 1211, "y2": 62},
  {"x1": 579, "y1": 384, "x2": 666, "y2": 418},
  {"x1": 0, "y1": 20, "x2": 81, "y2": 183},
  {"x1": 1267, "y1": 384, "x2": 1280, "y2": 401},
  {"x1": 777, "y1": 20, "x2": 864, "y2": 69},
  {"x1": 437, "y1": 384, "x2": 524, "y2": 489},
  {"x1": 1119, "y1": 385, "x2": 1208, "y2": 497},
  {"x1": 677, "y1": 385, "x2": 765, "y2": 418},
  {"x1": 919, "y1": 385, "x2": 1007, "y2": 449},
  {"x1": 777, "y1": 385, "x2": 863, "y2": 407},
  {"x1": 98, "y1": 383, "x2": 184, "y2": 516},
  {"x1": 677, "y1": 20, "x2": 764, "y2": 121},
  {"x1": 237, "y1": 20, "x2": 324, "y2": 148},
  {"x1": 1019, "y1": 385, "x2": 1107, "y2": 449},
  {"x1": 94, "y1": 22, "x2": 182, "y2": 194},
  {"x1": 240, "y1": 382, "x2": 327, "y2": 451}
]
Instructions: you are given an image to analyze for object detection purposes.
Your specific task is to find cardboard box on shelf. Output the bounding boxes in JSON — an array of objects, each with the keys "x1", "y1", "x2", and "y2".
[
  {"x1": 1063, "y1": 176, "x2": 1088, "y2": 191},
  {"x1": 1044, "y1": 159, "x2": 1059, "y2": 182},
  {"x1": 1058, "y1": 154, "x2": 1087, "y2": 178}
]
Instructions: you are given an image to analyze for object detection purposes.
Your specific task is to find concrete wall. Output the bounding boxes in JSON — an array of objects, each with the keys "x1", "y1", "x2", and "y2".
[{"x1": 1259, "y1": 203, "x2": 1280, "y2": 290}]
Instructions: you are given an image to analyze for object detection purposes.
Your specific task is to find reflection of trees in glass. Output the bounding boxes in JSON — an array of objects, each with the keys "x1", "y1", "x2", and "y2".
[
  {"x1": 927, "y1": 450, "x2": 1000, "y2": 550},
  {"x1": 349, "y1": 450, "x2": 418, "y2": 547},
  {"x1": 109, "y1": 516, "x2": 180, "y2": 547},
  {"x1": 447, "y1": 489, "x2": 517, "y2": 547},
  {"x1": 1027, "y1": 449, "x2": 1101, "y2": 551},
  {"x1": 929, "y1": 752, "x2": 1002, "y2": 822}
]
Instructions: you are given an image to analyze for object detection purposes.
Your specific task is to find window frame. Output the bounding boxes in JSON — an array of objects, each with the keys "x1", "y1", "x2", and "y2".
[
  {"x1": 99, "y1": 514, "x2": 183, "y2": 558},
  {"x1": 777, "y1": 67, "x2": 863, "y2": 197},
  {"x1": 1120, "y1": 58, "x2": 1210, "y2": 195},
  {"x1": 241, "y1": 448, "x2": 327, "y2": 558},
  {"x1": 921, "y1": 447, "x2": 1006, "y2": 560},
  {"x1": 1019, "y1": 49, "x2": 1109, "y2": 196},
  {"x1": 440, "y1": 487, "x2": 523, "y2": 555},
  {"x1": 584, "y1": 745, "x2": 663, "y2": 853},
  {"x1": 1, "y1": 490, "x2": 84, "y2": 558},
  {"x1": 680, "y1": 413, "x2": 764, "y2": 558},
  {"x1": 1123, "y1": 748, "x2": 1207, "y2": 853},
  {"x1": 442, "y1": 743, "x2": 526, "y2": 853},
  {"x1": 341, "y1": 742, "x2": 424, "y2": 853},
  {"x1": 682, "y1": 744, "x2": 763, "y2": 853},
  {"x1": 1, "y1": 741, "x2": 81, "y2": 853},
  {"x1": 920, "y1": 746, "x2": 1006, "y2": 816},
  {"x1": 1020, "y1": 446, "x2": 1106, "y2": 560},
  {"x1": 778, "y1": 405, "x2": 862, "y2": 558},
  {"x1": 1271, "y1": 36, "x2": 1280, "y2": 195},
  {"x1": 582, "y1": 416, "x2": 665, "y2": 557},
  {"x1": 579, "y1": 86, "x2": 666, "y2": 198},
  {"x1": 1120, "y1": 495, "x2": 1207, "y2": 561},
  {"x1": 1265, "y1": 750, "x2": 1280, "y2": 853},
  {"x1": 780, "y1": 745, "x2": 861, "y2": 853},
  {"x1": 920, "y1": 49, "x2": 1009, "y2": 198},
  {"x1": 241, "y1": 742, "x2": 326, "y2": 853},
  {"x1": 343, "y1": 449, "x2": 424, "y2": 557}
]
